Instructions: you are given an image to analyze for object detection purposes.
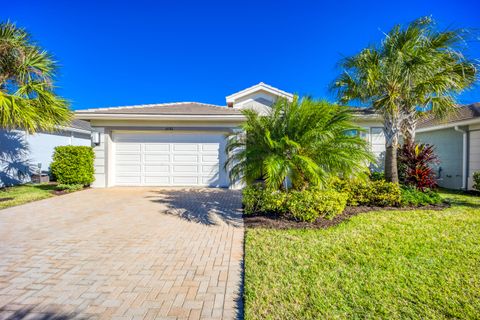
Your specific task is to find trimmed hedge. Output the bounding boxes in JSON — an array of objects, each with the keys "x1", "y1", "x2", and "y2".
[
  {"x1": 50, "y1": 146, "x2": 95, "y2": 185},
  {"x1": 242, "y1": 185, "x2": 347, "y2": 222},
  {"x1": 330, "y1": 178, "x2": 401, "y2": 207}
]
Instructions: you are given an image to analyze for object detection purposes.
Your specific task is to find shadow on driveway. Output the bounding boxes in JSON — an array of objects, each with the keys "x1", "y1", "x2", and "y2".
[
  {"x1": 147, "y1": 188, "x2": 243, "y2": 227},
  {"x1": 0, "y1": 307, "x2": 88, "y2": 320}
]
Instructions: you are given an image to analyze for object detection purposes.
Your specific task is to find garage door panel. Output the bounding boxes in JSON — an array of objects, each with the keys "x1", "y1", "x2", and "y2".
[
  {"x1": 202, "y1": 155, "x2": 219, "y2": 162},
  {"x1": 173, "y1": 176, "x2": 198, "y2": 185},
  {"x1": 145, "y1": 165, "x2": 169, "y2": 173},
  {"x1": 145, "y1": 154, "x2": 169, "y2": 162},
  {"x1": 173, "y1": 165, "x2": 198, "y2": 173},
  {"x1": 202, "y1": 165, "x2": 218, "y2": 174},
  {"x1": 145, "y1": 176, "x2": 170, "y2": 184},
  {"x1": 116, "y1": 176, "x2": 142, "y2": 184},
  {"x1": 173, "y1": 154, "x2": 198, "y2": 162},
  {"x1": 202, "y1": 144, "x2": 220, "y2": 151},
  {"x1": 113, "y1": 132, "x2": 227, "y2": 186},
  {"x1": 116, "y1": 165, "x2": 141, "y2": 173},
  {"x1": 116, "y1": 144, "x2": 141, "y2": 152},
  {"x1": 116, "y1": 154, "x2": 141, "y2": 162},
  {"x1": 145, "y1": 144, "x2": 169, "y2": 152},
  {"x1": 173, "y1": 144, "x2": 198, "y2": 152}
]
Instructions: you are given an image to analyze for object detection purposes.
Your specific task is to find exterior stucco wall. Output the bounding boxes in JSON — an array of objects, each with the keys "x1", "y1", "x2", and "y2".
[
  {"x1": 417, "y1": 128, "x2": 464, "y2": 189},
  {"x1": 468, "y1": 124, "x2": 480, "y2": 189},
  {"x1": 0, "y1": 129, "x2": 91, "y2": 186}
]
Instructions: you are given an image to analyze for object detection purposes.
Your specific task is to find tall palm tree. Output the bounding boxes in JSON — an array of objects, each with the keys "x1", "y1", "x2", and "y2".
[
  {"x1": 333, "y1": 17, "x2": 477, "y2": 182},
  {"x1": 387, "y1": 17, "x2": 477, "y2": 142},
  {"x1": 225, "y1": 97, "x2": 374, "y2": 191},
  {"x1": 0, "y1": 21, "x2": 71, "y2": 133}
]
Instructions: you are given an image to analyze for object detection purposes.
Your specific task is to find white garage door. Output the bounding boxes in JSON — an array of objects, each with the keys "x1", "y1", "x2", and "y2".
[{"x1": 113, "y1": 132, "x2": 228, "y2": 187}]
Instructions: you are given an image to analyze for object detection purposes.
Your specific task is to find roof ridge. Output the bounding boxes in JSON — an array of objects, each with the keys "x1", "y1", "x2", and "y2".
[{"x1": 77, "y1": 101, "x2": 226, "y2": 113}]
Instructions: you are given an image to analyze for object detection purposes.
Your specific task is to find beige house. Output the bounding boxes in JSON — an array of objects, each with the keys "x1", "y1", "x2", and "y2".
[{"x1": 76, "y1": 83, "x2": 385, "y2": 188}]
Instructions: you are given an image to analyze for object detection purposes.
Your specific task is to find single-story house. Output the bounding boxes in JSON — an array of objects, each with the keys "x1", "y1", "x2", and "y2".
[
  {"x1": 417, "y1": 103, "x2": 480, "y2": 190},
  {"x1": 76, "y1": 82, "x2": 386, "y2": 188},
  {"x1": 0, "y1": 120, "x2": 92, "y2": 186}
]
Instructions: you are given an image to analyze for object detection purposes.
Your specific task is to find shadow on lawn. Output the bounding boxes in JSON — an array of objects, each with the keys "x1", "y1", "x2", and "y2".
[
  {"x1": 0, "y1": 307, "x2": 88, "y2": 320},
  {"x1": 147, "y1": 188, "x2": 243, "y2": 227}
]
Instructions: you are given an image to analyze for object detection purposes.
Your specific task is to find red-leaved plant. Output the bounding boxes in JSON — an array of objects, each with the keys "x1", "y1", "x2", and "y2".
[{"x1": 398, "y1": 140, "x2": 439, "y2": 190}]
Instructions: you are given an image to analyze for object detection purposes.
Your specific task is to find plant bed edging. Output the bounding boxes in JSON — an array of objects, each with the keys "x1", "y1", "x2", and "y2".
[{"x1": 243, "y1": 203, "x2": 450, "y2": 230}]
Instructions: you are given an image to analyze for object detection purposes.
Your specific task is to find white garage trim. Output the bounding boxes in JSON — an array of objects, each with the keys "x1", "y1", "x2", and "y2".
[{"x1": 112, "y1": 131, "x2": 229, "y2": 187}]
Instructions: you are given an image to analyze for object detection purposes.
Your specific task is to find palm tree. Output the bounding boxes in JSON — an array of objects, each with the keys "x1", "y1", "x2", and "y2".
[
  {"x1": 225, "y1": 97, "x2": 374, "y2": 191},
  {"x1": 0, "y1": 21, "x2": 71, "y2": 133},
  {"x1": 333, "y1": 17, "x2": 477, "y2": 182}
]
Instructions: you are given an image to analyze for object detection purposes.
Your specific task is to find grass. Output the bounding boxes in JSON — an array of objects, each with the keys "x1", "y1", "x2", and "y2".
[
  {"x1": 0, "y1": 184, "x2": 57, "y2": 210},
  {"x1": 244, "y1": 190, "x2": 480, "y2": 319}
]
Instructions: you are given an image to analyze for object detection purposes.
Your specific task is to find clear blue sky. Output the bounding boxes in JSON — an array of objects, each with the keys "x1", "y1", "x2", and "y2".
[{"x1": 3, "y1": 0, "x2": 480, "y2": 110}]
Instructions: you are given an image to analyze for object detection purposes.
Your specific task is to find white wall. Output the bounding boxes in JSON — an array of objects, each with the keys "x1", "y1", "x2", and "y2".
[{"x1": 0, "y1": 129, "x2": 91, "y2": 186}]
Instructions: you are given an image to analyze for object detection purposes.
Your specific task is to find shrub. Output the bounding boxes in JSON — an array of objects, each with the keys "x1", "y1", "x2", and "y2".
[
  {"x1": 370, "y1": 171, "x2": 385, "y2": 181},
  {"x1": 400, "y1": 186, "x2": 443, "y2": 206},
  {"x1": 50, "y1": 146, "x2": 95, "y2": 185},
  {"x1": 286, "y1": 189, "x2": 347, "y2": 222},
  {"x1": 55, "y1": 184, "x2": 84, "y2": 193},
  {"x1": 242, "y1": 185, "x2": 347, "y2": 222},
  {"x1": 330, "y1": 178, "x2": 401, "y2": 207},
  {"x1": 242, "y1": 184, "x2": 287, "y2": 215},
  {"x1": 473, "y1": 172, "x2": 480, "y2": 191},
  {"x1": 398, "y1": 141, "x2": 439, "y2": 190}
]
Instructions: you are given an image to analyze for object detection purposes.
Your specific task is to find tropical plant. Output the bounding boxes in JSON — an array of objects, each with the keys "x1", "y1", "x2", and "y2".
[
  {"x1": 398, "y1": 140, "x2": 439, "y2": 190},
  {"x1": 472, "y1": 171, "x2": 480, "y2": 191},
  {"x1": 225, "y1": 97, "x2": 374, "y2": 191},
  {"x1": 0, "y1": 21, "x2": 71, "y2": 133},
  {"x1": 333, "y1": 16, "x2": 477, "y2": 182}
]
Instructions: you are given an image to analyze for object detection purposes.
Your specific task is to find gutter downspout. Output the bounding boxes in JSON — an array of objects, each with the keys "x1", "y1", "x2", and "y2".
[{"x1": 454, "y1": 126, "x2": 468, "y2": 190}]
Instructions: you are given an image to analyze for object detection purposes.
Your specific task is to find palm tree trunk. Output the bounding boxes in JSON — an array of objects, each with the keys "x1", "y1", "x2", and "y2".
[
  {"x1": 383, "y1": 115, "x2": 401, "y2": 183},
  {"x1": 401, "y1": 114, "x2": 417, "y2": 143}
]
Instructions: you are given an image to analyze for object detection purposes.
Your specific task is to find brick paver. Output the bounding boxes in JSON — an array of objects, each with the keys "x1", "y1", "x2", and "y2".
[{"x1": 0, "y1": 188, "x2": 244, "y2": 319}]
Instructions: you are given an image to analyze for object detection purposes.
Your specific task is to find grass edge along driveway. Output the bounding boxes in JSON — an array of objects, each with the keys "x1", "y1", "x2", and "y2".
[
  {"x1": 0, "y1": 184, "x2": 56, "y2": 210},
  {"x1": 244, "y1": 191, "x2": 480, "y2": 319}
]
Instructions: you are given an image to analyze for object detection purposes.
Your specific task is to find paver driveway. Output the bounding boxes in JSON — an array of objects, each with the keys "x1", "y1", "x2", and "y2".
[{"x1": 0, "y1": 188, "x2": 244, "y2": 319}]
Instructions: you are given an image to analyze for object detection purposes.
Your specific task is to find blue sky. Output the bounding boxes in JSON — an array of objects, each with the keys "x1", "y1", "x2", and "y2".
[{"x1": 3, "y1": 0, "x2": 480, "y2": 110}]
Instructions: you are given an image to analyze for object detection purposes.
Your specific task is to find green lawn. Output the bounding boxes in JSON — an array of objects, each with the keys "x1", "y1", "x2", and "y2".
[
  {"x1": 244, "y1": 191, "x2": 480, "y2": 319},
  {"x1": 0, "y1": 184, "x2": 56, "y2": 210}
]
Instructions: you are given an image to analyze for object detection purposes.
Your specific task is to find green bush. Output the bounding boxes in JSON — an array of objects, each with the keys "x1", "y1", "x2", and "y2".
[
  {"x1": 370, "y1": 171, "x2": 385, "y2": 181},
  {"x1": 330, "y1": 177, "x2": 401, "y2": 207},
  {"x1": 287, "y1": 189, "x2": 347, "y2": 222},
  {"x1": 242, "y1": 184, "x2": 287, "y2": 215},
  {"x1": 400, "y1": 186, "x2": 443, "y2": 206},
  {"x1": 55, "y1": 184, "x2": 84, "y2": 193},
  {"x1": 473, "y1": 172, "x2": 480, "y2": 191},
  {"x1": 50, "y1": 146, "x2": 95, "y2": 185},
  {"x1": 242, "y1": 185, "x2": 347, "y2": 222}
]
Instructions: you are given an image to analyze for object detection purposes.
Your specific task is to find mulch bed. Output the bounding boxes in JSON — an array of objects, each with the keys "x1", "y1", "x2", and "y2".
[{"x1": 243, "y1": 203, "x2": 450, "y2": 230}]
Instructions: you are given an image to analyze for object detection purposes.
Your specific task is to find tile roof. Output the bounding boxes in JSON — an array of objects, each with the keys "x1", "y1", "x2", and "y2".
[
  {"x1": 69, "y1": 119, "x2": 92, "y2": 131},
  {"x1": 76, "y1": 102, "x2": 241, "y2": 115},
  {"x1": 418, "y1": 103, "x2": 480, "y2": 128}
]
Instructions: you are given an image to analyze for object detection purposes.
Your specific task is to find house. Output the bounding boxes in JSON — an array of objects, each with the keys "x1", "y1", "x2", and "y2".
[
  {"x1": 0, "y1": 120, "x2": 92, "y2": 186},
  {"x1": 417, "y1": 103, "x2": 480, "y2": 190},
  {"x1": 76, "y1": 82, "x2": 386, "y2": 188}
]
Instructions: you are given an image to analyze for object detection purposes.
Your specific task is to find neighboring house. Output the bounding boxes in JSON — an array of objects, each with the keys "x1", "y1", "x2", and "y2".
[
  {"x1": 76, "y1": 82, "x2": 386, "y2": 188},
  {"x1": 417, "y1": 103, "x2": 480, "y2": 190},
  {"x1": 0, "y1": 120, "x2": 92, "y2": 186}
]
